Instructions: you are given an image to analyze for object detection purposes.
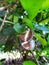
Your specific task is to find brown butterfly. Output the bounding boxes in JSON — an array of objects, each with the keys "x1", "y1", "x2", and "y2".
[{"x1": 19, "y1": 29, "x2": 35, "y2": 50}]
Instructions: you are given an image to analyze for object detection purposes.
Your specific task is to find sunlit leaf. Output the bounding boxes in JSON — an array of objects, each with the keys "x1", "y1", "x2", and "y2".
[
  {"x1": 13, "y1": 15, "x2": 18, "y2": 24},
  {"x1": 8, "y1": 15, "x2": 13, "y2": 21},
  {"x1": 42, "y1": 0, "x2": 49, "y2": 9},
  {"x1": 23, "y1": 61, "x2": 36, "y2": 65},
  {"x1": 20, "y1": 0, "x2": 44, "y2": 20},
  {"x1": 22, "y1": 18, "x2": 34, "y2": 29},
  {"x1": 39, "y1": 18, "x2": 49, "y2": 25},
  {"x1": 41, "y1": 47, "x2": 49, "y2": 56}
]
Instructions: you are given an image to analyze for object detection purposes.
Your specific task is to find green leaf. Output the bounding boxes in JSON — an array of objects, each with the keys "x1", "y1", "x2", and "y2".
[
  {"x1": 42, "y1": 0, "x2": 49, "y2": 9},
  {"x1": 8, "y1": 15, "x2": 13, "y2": 21},
  {"x1": 39, "y1": 18, "x2": 49, "y2": 25},
  {"x1": 4, "y1": 0, "x2": 13, "y2": 3},
  {"x1": 34, "y1": 32, "x2": 47, "y2": 47},
  {"x1": 13, "y1": 15, "x2": 18, "y2": 24},
  {"x1": 23, "y1": 61, "x2": 36, "y2": 65},
  {"x1": 4, "y1": 0, "x2": 16, "y2": 3},
  {"x1": 47, "y1": 35, "x2": 49, "y2": 45},
  {"x1": 13, "y1": 23, "x2": 26, "y2": 33},
  {"x1": 41, "y1": 47, "x2": 49, "y2": 56},
  {"x1": 20, "y1": 0, "x2": 44, "y2": 20},
  {"x1": 22, "y1": 18, "x2": 34, "y2": 29},
  {"x1": 0, "y1": 61, "x2": 2, "y2": 65}
]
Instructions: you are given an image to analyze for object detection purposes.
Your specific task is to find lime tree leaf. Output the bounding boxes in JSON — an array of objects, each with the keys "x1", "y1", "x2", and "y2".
[
  {"x1": 13, "y1": 15, "x2": 18, "y2": 24},
  {"x1": 34, "y1": 32, "x2": 47, "y2": 47},
  {"x1": 13, "y1": 23, "x2": 26, "y2": 33},
  {"x1": 22, "y1": 18, "x2": 34, "y2": 29},
  {"x1": 23, "y1": 61, "x2": 36, "y2": 65},
  {"x1": 42, "y1": 0, "x2": 49, "y2": 9},
  {"x1": 20, "y1": 0, "x2": 44, "y2": 20}
]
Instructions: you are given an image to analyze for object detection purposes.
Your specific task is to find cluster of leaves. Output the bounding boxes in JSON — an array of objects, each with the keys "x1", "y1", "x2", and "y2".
[{"x1": 0, "y1": 0, "x2": 49, "y2": 65}]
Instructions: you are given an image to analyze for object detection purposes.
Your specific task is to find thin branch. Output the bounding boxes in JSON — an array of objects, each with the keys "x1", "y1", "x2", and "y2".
[
  {"x1": 0, "y1": 9, "x2": 8, "y2": 32},
  {"x1": 0, "y1": 18, "x2": 14, "y2": 24},
  {"x1": 0, "y1": 7, "x2": 5, "y2": 11},
  {"x1": 0, "y1": 5, "x2": 11, "y2": 11},
  {"x1": 32, "y1": 52, "x2": 40, "y2": 65},
  {"x1": 43, "y1": 57, "x2": 48, "y2": 63}
]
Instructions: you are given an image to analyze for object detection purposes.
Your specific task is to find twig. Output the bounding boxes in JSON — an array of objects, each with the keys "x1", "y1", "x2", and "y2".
[
  {"x1": 32, "y1": 52, "x2": 40, "y2": 65},
  {"x1": 43, "y1": 57, "x2": 48, "y2": 63},
  {"x1": 0, "y1": 7, "x2": 5, "y2": 11},
  {"x1": 0, "y1": 5, "x2": 11, "y2": 11},
  {"x1": 0, "y1": 18, "x2": 14, "y2": 24},
  {"x1": 0, "y1": 9, "x2": 8, "y2": 32}
]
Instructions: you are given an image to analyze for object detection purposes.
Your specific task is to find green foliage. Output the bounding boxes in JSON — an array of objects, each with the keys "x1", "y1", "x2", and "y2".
[
  {"x1": 22, "y1": 18, "x2": 34, "y2": 29},
  {"x1": 39, "y1": 18, "x2": 49, "y2": 25},
  {"x1": 41, "y1": 47, "x2": 49, "y2": 56},
  {"x1": 8, "y1": 15, "x2": 13, "y2": 21},
  {"x1": 34, "y1": 32, "x2": 47, "y2": 47},
  {"x1": 42, "y1": 0, "x2": 49, "y2": 9},
  {"x1": 0, "y1": 61, "x2": 2, "y2": 65},
  {"x1": 0, "y1": 0, "x2": 49, "y2": 64},
  {"x1": 13, "y1": 23, "x2": 26, "y2": 33},
  {"x1": 23, "y1": 61, "x2": 36, "y2": 65},
  {"x1": 47, "y1": 35, "x2": 49, "y2": 45},
  {"x1": 4, "y1": 0, "x2": 16, "y2": 3},
  {"x1": 20, "y1": 0, "x2": 44, "y2": 20},
  {"x1": 13, "y1": 15, "x2": 18, "y2": 24}
]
